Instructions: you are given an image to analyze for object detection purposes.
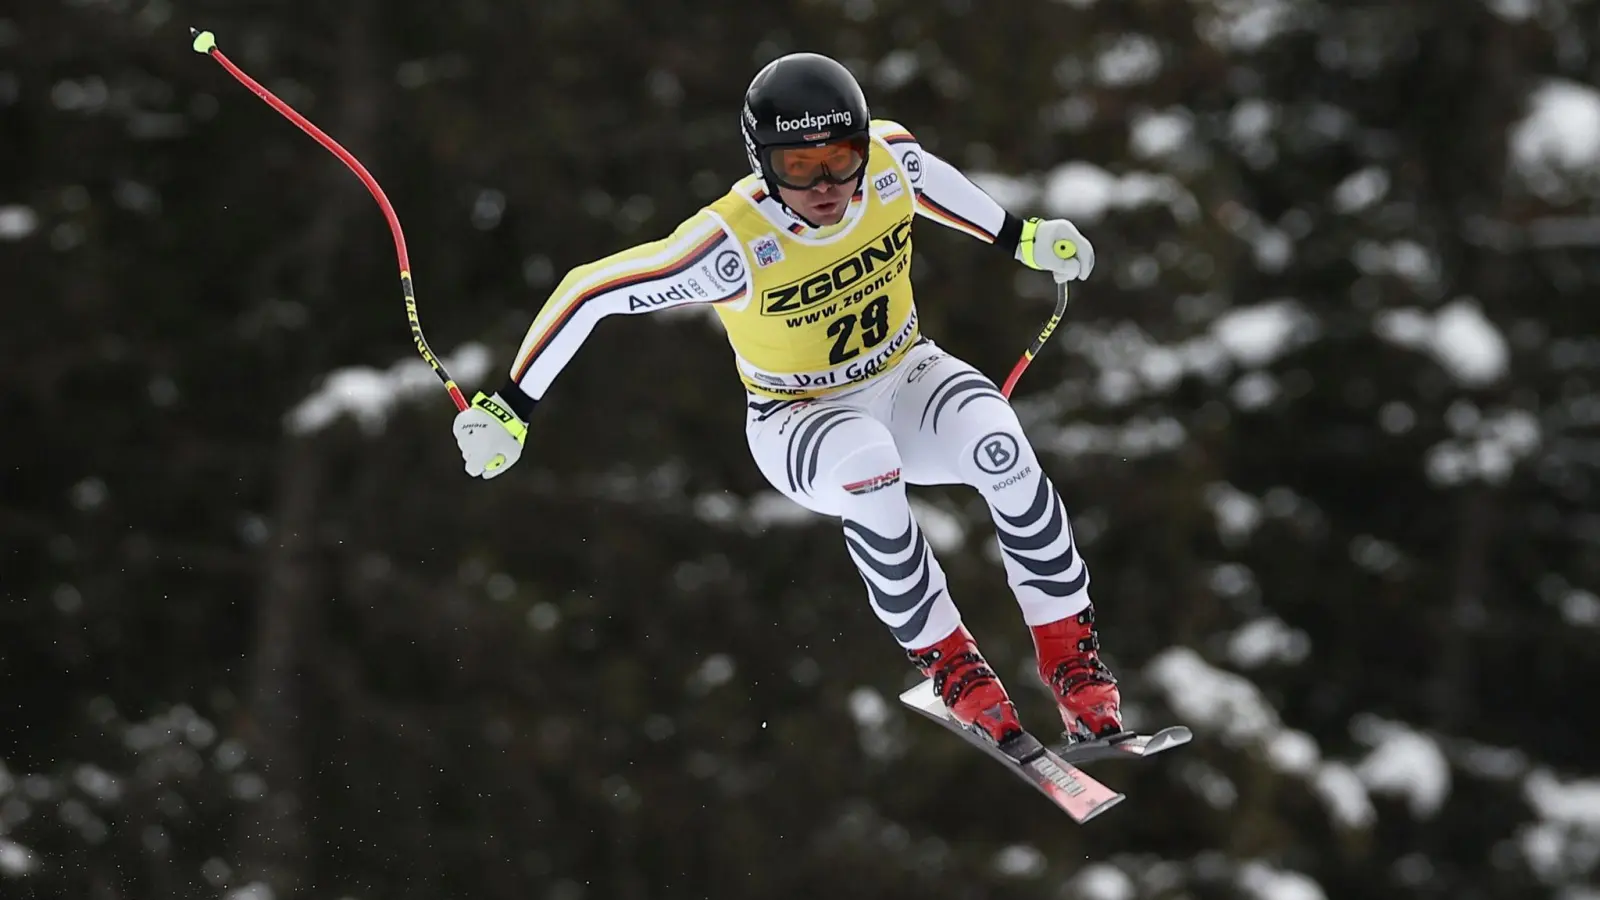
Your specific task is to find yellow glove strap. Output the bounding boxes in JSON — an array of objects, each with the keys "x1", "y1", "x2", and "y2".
[
  {"x1": 471, "y1": 392, "x2": 528, "y2": 446},
  {"x1": 1018, "y1": 217, "x2": 1043, "y2": 270}
]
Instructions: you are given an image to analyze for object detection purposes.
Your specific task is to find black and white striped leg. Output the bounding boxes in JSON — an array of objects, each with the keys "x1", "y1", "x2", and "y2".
[
  {"x1": 991, "y1": 475, "x2": 1090, "y2": 625},
  {"x1": 842, "y1": 515, "x2": 959, "y2": 650}
]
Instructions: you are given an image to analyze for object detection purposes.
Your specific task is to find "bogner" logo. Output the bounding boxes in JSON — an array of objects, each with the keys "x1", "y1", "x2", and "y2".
[
  {"x1": 776, "y1": 110, "x2": 852, "y2": 132},
  {"x1": 761, "y1": 218, "x2": 912, "y2": 316}
]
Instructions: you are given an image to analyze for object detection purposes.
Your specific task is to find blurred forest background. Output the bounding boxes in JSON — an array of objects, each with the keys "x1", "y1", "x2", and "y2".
[{"x1": 5, "y1": 0, "x2": 1600, "y2": 898}]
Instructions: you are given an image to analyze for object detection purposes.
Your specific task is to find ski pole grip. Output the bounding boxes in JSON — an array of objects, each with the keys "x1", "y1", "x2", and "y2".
[{"x1": 1053, "y1": 239, "x2": 1077, "y2": 260}]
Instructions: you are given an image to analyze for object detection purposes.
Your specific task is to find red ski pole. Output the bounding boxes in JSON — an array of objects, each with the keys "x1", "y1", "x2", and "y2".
[
  {"x1": 189, "y1": 27, "x2": 468, "y2": 413},
  {"x1": 1000, "y1": 239, "x2": 1077, "y2": 399}
]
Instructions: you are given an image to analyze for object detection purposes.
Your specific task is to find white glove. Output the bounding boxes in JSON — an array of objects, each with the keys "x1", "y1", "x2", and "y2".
[
  {"x1": 1016, "y1": 217, "x2": 1095, "y2": 283},
  {"x1": 453, "y1": 391, "x2": 528, "y2": 479}
]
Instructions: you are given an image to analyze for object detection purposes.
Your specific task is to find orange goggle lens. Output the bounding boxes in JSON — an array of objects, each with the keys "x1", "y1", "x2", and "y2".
[{"x1": 765, "y1": 138, "x2": 868, "y2": 189}]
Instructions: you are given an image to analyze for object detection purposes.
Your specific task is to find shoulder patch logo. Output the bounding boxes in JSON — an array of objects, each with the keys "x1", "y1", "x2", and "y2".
[
  {"x1": 750, "y1": 233, "x2": 784, "y2": 268},
  {"x1": 873, "y1": 170, "x2": 904, "y2": 203},
  {"x1": 901, "y1": 149, "x2": 924, "y2": 186},
  {"x1": 714, "y1": 249, "x2": 746, "y2": 283}
]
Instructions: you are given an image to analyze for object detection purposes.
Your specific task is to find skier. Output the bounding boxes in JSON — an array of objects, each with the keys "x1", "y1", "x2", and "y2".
[{"x1": 452, "y1": 52, "x2": 1121, "y2": 746}]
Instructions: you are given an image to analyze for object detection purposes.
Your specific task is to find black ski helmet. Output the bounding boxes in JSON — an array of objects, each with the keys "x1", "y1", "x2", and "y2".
[{"x1": 741, "y1": 53, "x2": 871, "y2": 196}]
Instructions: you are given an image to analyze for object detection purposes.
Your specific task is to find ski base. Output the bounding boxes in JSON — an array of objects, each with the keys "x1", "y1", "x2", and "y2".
[{"x1": 897, "y1": 682, "x2": 1124, "y2": 824}]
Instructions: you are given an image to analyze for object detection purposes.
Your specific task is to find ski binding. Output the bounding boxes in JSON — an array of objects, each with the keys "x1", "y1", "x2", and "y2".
[{"x1": 1051, "y1": 724, "x2": 1192, "y2": 765}]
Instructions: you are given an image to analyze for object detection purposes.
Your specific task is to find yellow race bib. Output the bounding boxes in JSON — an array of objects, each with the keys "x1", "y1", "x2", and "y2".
[{"x1": 707, "y1": 120, "x2": 920, "y2": 398}]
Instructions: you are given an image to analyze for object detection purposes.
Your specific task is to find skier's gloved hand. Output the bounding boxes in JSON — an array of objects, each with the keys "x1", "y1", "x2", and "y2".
[
  {"x1": 453, "y1": 391, "x2": 528, "y2": 479},
  {"x1": 1016, "y1": 217, "x2": 1095, "y2": 283}
]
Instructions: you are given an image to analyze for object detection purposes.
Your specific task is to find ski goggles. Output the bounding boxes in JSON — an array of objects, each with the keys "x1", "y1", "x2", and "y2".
[{"x1": 762, "y1": 135, "x2": 869, "y2": 190}]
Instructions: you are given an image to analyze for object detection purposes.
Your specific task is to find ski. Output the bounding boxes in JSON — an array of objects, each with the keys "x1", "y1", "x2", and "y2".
[{"x1": 897, "y1": 681, "x2": 1125, "y2": 824}]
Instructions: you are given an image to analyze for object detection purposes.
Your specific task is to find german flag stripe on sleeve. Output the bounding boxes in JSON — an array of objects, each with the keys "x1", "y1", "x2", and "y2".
[
  {"x1": 915, "y1": 193, "x2": 997, "y2": 242},
  {"x1": 880, "y1": 130, "x2": 916, "y2": 145},
  {"x1": 512, "y1": 230, "x2": 729, "y2": 381}
]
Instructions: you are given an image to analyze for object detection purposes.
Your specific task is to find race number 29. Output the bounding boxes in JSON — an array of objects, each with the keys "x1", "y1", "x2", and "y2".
[{"x1": 826, "y1": 296, "x2": 891, "y2": 365}]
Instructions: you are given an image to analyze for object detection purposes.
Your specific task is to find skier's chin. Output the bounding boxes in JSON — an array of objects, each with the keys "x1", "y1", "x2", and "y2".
[
  {"x1": 807, "y1": 200, "x2": 846, "y2": 225},
  {"x1": 802, "y1": 192, "x2": 849, "y2": 225},
  {"x1": 780, "y1": 185, "x2": 850, "y2": 226}
]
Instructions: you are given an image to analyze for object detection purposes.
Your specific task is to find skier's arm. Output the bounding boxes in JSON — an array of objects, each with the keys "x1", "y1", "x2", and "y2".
[
  {"x1": 498, "y1": 211, "x2": 750, "y2": 417},
  {"x1": 874, "y1": 121, "x2": 1094, "y2": 280},
  {"x1": 874, "y1": 121, "x2": 1027, "y2": 252},
  {"x1": 454, "y1": 211, "x2": 749, "y2": 480}
]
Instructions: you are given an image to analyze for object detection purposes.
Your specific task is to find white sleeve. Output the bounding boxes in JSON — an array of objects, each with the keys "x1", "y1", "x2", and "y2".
[
  {"x1": 877, "y1": 122, "x2": 1016, "y2": 245},
  {"x1": 505, "y1": 211, "x2": 750, "y2": 400}
]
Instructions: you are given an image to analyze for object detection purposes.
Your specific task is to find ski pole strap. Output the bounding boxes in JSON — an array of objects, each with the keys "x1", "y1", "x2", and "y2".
[
  {"x1": 470, "y1": 393, "x2": 529, "y2": 444},
  {"x1": 1018, "y1": 218, "x2": 1044, "y2": 269}
]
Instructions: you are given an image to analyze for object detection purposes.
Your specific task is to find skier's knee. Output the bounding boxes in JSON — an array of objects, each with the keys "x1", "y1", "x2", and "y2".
[{"x1": 960, "y1": 414, "x2": 1041, "y2": 496}]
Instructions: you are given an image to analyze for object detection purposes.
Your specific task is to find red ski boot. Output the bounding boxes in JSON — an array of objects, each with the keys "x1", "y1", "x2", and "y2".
[
  {"x1": 908, "y1": 624, "x2": 1025, "y2": 746},
  {"x1": 1030, "y1": 605, "x2": 1123, "y2": 741}
]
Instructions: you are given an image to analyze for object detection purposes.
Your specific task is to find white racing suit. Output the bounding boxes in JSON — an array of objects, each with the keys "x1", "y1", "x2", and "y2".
[{"x1": 501, "y1": 118, "x2": 1094, "y2": 652}]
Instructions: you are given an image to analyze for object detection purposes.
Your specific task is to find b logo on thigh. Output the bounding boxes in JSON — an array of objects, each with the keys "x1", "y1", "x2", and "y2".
[{"x1": 974, "y1": 431, "x2": 1020, "y2": 475}]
